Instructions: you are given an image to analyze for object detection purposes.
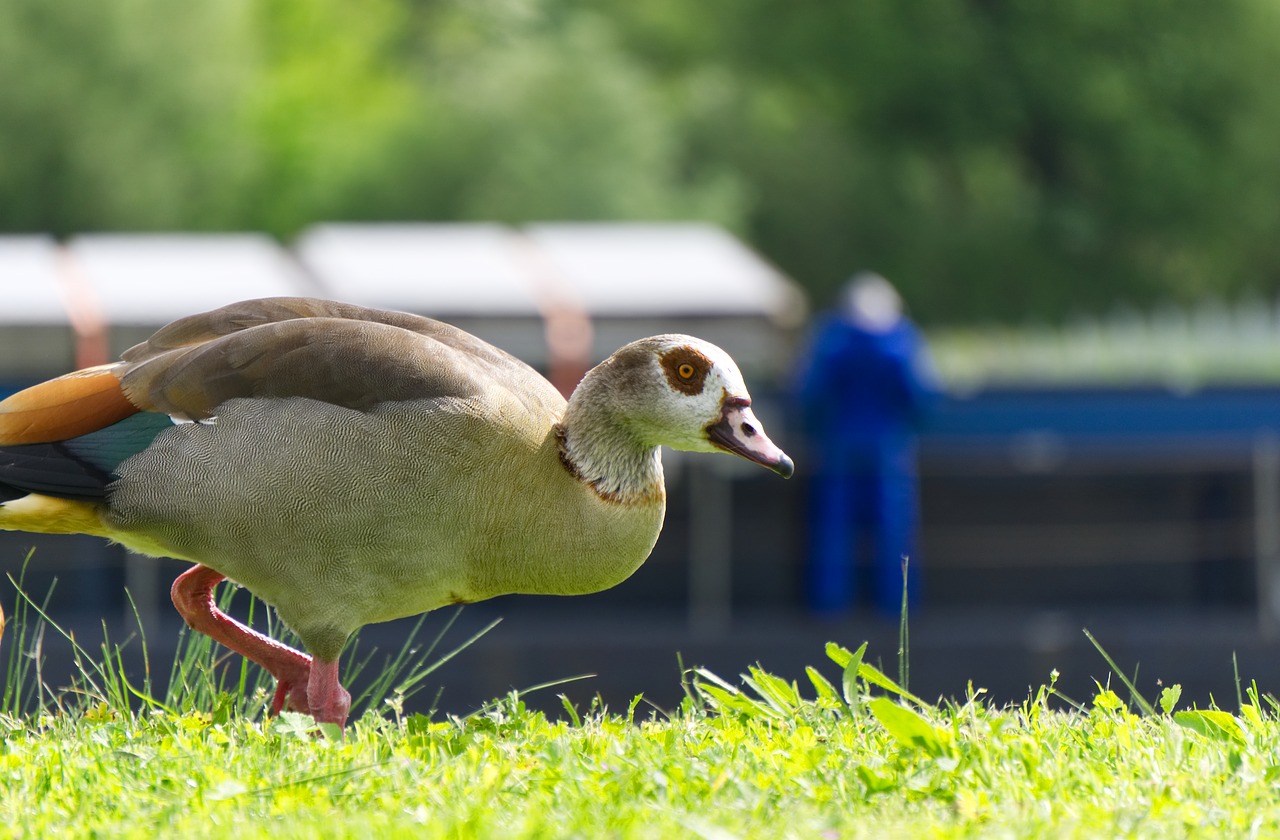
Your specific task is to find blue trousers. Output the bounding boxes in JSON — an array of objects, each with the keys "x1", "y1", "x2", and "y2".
[{"x1": 807, "y1": 446, "x2": 921, "y2": 615}]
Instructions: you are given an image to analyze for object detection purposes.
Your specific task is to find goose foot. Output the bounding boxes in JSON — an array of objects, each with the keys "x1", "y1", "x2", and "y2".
[{"x1": 171, "y1": 564, "x2": 348, "y2": 725}]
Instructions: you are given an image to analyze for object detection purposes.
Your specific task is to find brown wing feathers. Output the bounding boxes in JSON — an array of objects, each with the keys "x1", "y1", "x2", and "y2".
[
  {"x1": 0, "y1": 298, "x2": 351, "y2": 447},
  {"x1": 120, "y1": 318, "x2": 488, "y2": 420},
  {"x1": 2, "y1": 296, "x2": 559, "y2": 447}
]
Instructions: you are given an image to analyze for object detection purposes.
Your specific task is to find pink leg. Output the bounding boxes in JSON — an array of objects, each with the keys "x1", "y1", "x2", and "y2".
[
  {"x1": 170, "y1": 564, "x2": 312, "y2": 717},
  {"x1": 307, "y1": 658, "x2": 352, "y2": 726}
]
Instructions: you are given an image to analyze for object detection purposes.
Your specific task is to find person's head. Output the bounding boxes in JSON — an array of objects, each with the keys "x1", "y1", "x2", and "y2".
[{"x1": 840, "y1": 272, "x2": 902, "y2": 333}]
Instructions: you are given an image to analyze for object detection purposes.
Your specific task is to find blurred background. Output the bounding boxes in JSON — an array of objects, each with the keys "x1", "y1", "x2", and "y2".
[{"x1": 5, "y1": 0, "x2": 1280, "y2": 714}]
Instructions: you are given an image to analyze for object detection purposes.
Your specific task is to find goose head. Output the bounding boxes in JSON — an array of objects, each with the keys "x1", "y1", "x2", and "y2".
[{"x1": 561, "y1": 335, "x2": 793, "y2": 502}]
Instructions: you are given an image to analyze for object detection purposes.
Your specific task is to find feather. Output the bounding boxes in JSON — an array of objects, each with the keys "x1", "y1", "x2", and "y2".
[{"x1": 0, "y1": 412, "x2": 174, "y2": 500}]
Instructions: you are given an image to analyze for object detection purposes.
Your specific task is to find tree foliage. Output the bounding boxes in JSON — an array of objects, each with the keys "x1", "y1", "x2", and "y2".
[
  {"x1": 2, "y1": 0, "x2": 1280, "y2": 324},
  {"x1": 634, "y1": 0, "x2": 1280, "y2": 321}
]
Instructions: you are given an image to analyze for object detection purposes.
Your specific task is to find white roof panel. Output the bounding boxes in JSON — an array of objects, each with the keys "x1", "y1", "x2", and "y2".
[
  {"x1": 0, "y1": 236, "x2": 69, "y2": 323},
  {"x1": 295, "y1": 224, "x2": 539, "y2": 315},
  {"x1": 524, "y1": 223, "x2": 803, "y2": 320},
  {"x1": 68, "y1": 234, "x2": 307, "y2": 324}
]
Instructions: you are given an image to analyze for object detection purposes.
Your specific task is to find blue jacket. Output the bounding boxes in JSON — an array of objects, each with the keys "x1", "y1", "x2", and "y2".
[{"x1": 797, "y1": 314, "x2": 939, "y2": 450}]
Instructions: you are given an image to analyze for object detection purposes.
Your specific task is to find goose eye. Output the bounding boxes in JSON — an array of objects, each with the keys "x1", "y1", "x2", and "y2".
[{"x1": 660, "y1": 346, "x2": 711, "y2": 395}]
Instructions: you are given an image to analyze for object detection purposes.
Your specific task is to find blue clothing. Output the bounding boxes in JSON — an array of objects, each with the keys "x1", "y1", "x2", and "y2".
[
  {"x1": 796, "y1": 314, "x2": 938, "y2": 614},
  {"x1": 798, "y1": 314, "x2": 936, "y2": 446}
]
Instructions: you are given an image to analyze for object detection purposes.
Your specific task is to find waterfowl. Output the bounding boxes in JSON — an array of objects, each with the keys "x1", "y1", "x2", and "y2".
[{"x1": 0, "y1": 297, "x2": 793, "y2": 725}]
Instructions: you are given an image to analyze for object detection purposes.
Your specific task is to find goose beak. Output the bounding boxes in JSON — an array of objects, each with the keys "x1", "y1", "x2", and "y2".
[{"x1": 706, "y1": 399, "x2": 794, "y2": 478}]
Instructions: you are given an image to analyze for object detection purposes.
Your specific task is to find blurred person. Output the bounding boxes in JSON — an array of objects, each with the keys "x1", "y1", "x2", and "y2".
[{"x1": 796, "y1": 273, "x2": 940, "y2": 615}]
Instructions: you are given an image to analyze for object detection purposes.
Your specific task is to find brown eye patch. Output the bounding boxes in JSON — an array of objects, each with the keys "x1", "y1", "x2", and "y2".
[{"x1": 659, "y1": 346, "x2": 712, "y2": 395}]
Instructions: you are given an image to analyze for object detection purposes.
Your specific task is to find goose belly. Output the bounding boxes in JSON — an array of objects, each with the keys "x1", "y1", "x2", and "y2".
[{"x1": 104, "y1": 396, "x2": 666, "y2": 632}]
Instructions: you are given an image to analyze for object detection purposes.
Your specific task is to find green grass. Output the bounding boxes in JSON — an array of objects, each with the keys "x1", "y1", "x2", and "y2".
[{"x1": 3, "y1": 575, "x2": 1280, "y2": 837}]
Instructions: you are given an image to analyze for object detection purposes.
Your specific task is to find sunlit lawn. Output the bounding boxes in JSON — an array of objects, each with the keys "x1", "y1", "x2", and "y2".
[{"x1": 1, "y1": 607, "x2": 1277, "y2": 840}]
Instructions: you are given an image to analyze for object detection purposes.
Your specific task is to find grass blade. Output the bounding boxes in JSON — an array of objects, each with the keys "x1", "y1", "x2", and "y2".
[
  {"x1": 899, "y1": 555, "x2": 910, "y2": 693},
  {"x1": 1082, "y1": 628, "x2": 1156, "y2": 717}
]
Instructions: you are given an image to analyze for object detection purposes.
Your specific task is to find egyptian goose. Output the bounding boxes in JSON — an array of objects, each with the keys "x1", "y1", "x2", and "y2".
[{"x1": 0, "y1": 298, "x2": 792, "y2": 725}]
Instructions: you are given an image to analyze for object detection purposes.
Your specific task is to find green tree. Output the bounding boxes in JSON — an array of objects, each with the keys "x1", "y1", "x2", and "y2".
[
  {"x1": 333, "y1": 1, "x2": 746, "y2": 227},
  {"x1": 0, "y1": 0, "x2": 256, "y2": 232},
  {"x1": 661, "y1": 0, "x2": 1280, "y2": 322},
  {"x1": 6, "y1": 0, "x2": 1280, "y2": 326},
  {"x1": 232, "y1": 0, "x2": 424, "y2": 233}
]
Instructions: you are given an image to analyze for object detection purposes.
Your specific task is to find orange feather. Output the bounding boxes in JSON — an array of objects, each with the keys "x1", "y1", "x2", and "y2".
[{"x1": 0, "y1": 365, "x2": 139, "y2": 445}]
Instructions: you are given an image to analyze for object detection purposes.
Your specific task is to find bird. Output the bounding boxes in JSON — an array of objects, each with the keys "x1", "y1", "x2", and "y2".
[{"x1": 0, "y1": 297, "x2": 793, "y2": 725}]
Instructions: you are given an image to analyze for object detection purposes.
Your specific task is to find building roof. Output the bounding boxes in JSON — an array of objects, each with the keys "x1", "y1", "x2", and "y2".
[
  {"x1": 294, "y1": 223, "x2": 537, "y2": 315},
  {"x1": 0, "y1": 236, "x2": 69, "y2": 324},
  {"x1": 65, "y1": 233, "x2": 308, "y2": 324},
  {"x1": 524, "y1": 223, "x2": 803, "y2": 321},
  {"x1": 295, "y1": 222, "x2": 804, "y2": 324}
]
